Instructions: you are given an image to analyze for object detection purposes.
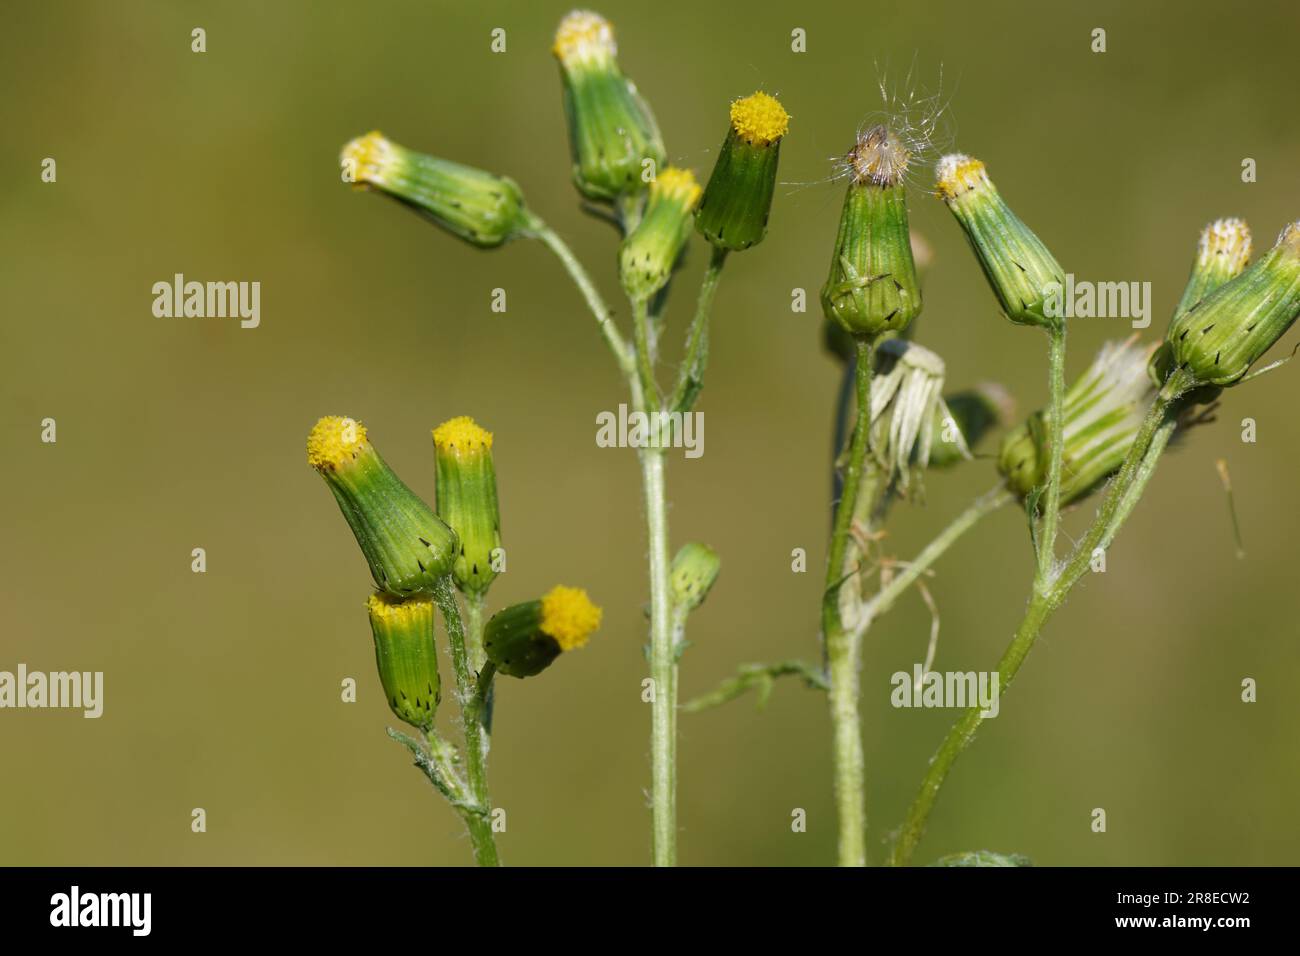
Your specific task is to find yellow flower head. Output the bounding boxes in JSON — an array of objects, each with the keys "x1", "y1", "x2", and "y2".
[
  {"x1": 729, "y1": 92, "x2": 789, "y2": 145},
  {"x1": 307, "y1": 416, "x2": 370, "y2": 471},
  {"x1": 341, "y1": 131, "x2": 400, "y2": 189},
  {"x1": 366, "y1": 591, "x2": 433, "y2": 624},
  {"x1": 652, "y1": 166, "x2": 702, "y2": 208},
  {"x1": 432, "y1": 416, "x2": 494, "y2": 455},
  {"x1": 552, "y1": 10, "x2": 616, "y2": 67},
  {"x1": 934, "y1": 153, "x2": 990, "y2": 202},
  {"x1": 540, "y1": 585, "x2": 602, "y2": 651}
]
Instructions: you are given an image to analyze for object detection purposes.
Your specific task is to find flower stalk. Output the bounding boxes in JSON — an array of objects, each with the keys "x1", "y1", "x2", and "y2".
[
  {"x1": 432, "y1": 576, "x2": 500, "y2": 867},
  {"x1": 1035, "y1": 322, "x2": 1067, "y2": 588},
  {"x1": 823, "y1": 337, "x2": 875, "y2": 866},
  {"x1": 889, "y1": 374, "x2": 1193, "y2": 866}
]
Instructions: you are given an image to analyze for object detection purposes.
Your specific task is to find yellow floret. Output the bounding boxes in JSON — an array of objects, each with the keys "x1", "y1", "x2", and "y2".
[
  {"x1": 366, "y1": 591, "x2": 433, "y2": 624},
  {"x1": 552, "y1": 10, "x2": 616, "y2": 64},
  {"x1": 341, "y1": 131, "x2": 397, "y2": 187},
  {"x1": 934, "y1": 154, "x2": 990, "y2": 201},
  {"x1": 652, "y1": 166, "x2": 702, "y2": 207},
  {"x1": 307, "y1": 416, "x2": 369, "y2": 470},
  {"x1": 729, "y1": 92, "x2": 789, "y2": 144},
  {"x1": 540, "y1": 585, "x2": 602, "y2": 651},
  {"x1": 432, "y1": 416, "x2": 494, "y2": 453}
]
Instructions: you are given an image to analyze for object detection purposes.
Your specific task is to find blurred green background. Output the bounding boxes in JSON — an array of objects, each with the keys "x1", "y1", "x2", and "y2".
[{"x1": 3, "y1": 0, "x2": 1298, "y2": 866}]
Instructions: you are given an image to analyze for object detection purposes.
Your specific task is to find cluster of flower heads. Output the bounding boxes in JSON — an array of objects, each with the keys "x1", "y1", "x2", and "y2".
[
  {"x1": 817, "y1": 101, "x2": 1300, "y2": 505},
  {"x1": 928, "y1": 151, "x2": 1300, "y2": 503},
  {"x1": 330, "y1": 7, "x2": 1300, "y2": 720},
  {"x1": 329, "y1": 9, "x2": 782, "y2": 735},
  {"x1": 307, "y1": 414, "x2": 602, "y2": 731}
]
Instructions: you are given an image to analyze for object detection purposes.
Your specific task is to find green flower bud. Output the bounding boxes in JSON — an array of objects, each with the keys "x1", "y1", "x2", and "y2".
[
  {"x1": 935, "y1": 154, "x2": 1065, "y2": 329},
  {"x1": 1174, "y1": 217, "x2": 1253, "y2": 323},
  {"x1": 619, "y1": 167, "x2": 701, "y2": 300},
  {"x1": 1162, "y1": 222, "x2": 1300, "y2": 388},
  {"x1": 341, "y1": 132, "x2": 526, "y2": 248},
  {"x1": 432, "y1": 416, "x2": 501, "y2": 598},
  {"x1": 822, "y1": 233, "x2": 934, "y2": 363},
  {"x1": 1150, "y1": 219, "x2": 1252, "y2": 395},
  {"x1": 998, "y1": 339, "x2": 1154, "y2": 505},
  {"x1": 821, "y1": 126, "x2": 922, "y2": 340},
  {"x1": 368, "y1": 592, "x2": 440, "y2": 731},
  {"x1": 997, "y1": 420, "x2": 1044, "y2": 499},
  {"x1": 308, "y1": 416, "x2": 458, "y2": 595},
  {"x1": 669, "y1": 543, "x2": 721, "y2": 613},
  {"x1": 552, "y1": 10, "x2": 665, "y2": 202},
  {"x1": 484, "y1": 586, "x2": 602, "y2": 679},
  {"x1": 928, "y1": 383, "x2": 1015, "y2": 469},
  {"x1": 696, "y1": 91, "x2": 789, "y2": 252}
]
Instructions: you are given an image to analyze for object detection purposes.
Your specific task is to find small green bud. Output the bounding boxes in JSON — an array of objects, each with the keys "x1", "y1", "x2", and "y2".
[
  {"x1": 821, "y1": 126, "x2": 922, "y2": 340},
  {"x1": 1174, "y1": 217, "x2": 1253, "y2": 323},
  {"x1": 552, "y1": 11, "x2": 665, "y2": 202},
  {"x1": 367, "y1": 592, "x2": 440, "y2": 731},
  {"x1": 935, "y1": 154, "x2": 1065, "y2": 329},
  {"x1": 619, "y1": 167, "x2": 701, "y2": 300},
  {"x1": 432, "y1": 416, "x2": 501, "y2": 598},
  {"x1": 928, "y1": 383, "x2": 1015, "y2": 469},
  {"x1": 696, "y1": 92, "x2": 789, "y2": 251},
  {"x1": 484, "y1": 586, "x2": 602, "y2": 679},
  {"x1": 1162, "y1": 221, "x2": 1300, "y2": 388},
  {"x1": 308, "y1": 416, "x2": 458, "y2": 595},
  {"x1": 669, "y1": 543, "x2": 721, "y2": 613},
  {"x1": 1150, "y1": 218, "x2": 1252, "y2": 395},
  {"x1": 998, "y1": 339, "x2": 1154, "y2": 505},
  {"x1": 997, "y1": 420, "x2": 1044, "y2": 499},
  {"x1": 341, "y1": 132, "x2": 526, "y2": 248}
]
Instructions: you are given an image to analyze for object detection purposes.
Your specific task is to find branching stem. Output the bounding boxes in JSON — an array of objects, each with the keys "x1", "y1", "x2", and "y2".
[{"x1": 889, "y1": 371, "x2": 1193, "y2": 866}]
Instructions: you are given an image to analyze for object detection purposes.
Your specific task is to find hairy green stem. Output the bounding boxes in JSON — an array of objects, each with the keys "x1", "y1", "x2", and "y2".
[
  {"x1": 830, "y1": 355, "x2": 858, "y2": 506},
  {"x1": 525, "y1": 212, "x2": 639, "y2": 386},
  {"x1": 465, "y1": 591, "x2": 487, "y2": 673},
  {"x1": 1035, "y1": 323, "x2": 1068, "y2": 589},
  {"x1": 682, "y1": 660, "x2": 830, "y2": 713},
  {"x1": 465, "y1": 591, "x2": 495, "y2": 733},
  {"x1": 536, "y1": 207, "x2": 672, "y2": 865},
  {"x1": 824, "y1": 337, "x2": 875, "y2": 867},
  {"x1": 1102, "y1": 410, "x2": 1181, "y2": 550},
  {"x1": 888, "y1": 373, "x2": 1191, "y2": 866},
  {"x1": 433, "y1": 577, "x2": 499, "y2": 867},
  {"x1": 641, "y1": 447, "x2": 676, "y2": 866},
  {"x1": 685, "y1": 485, "x2": 1010, "y2": 715},
  {"x1": 390, "y1": 727, "x2": 468, "y2": 808},
  {"x1": 633, "y1": 297, "x2": 661, "y2": 408},
  {"x1": 669, "y1": 246, "x2": 728, "y2": 413}
]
